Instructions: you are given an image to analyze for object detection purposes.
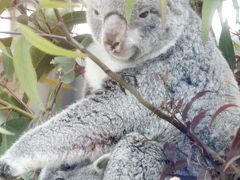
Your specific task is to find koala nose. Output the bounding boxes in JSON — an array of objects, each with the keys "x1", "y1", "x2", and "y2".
[
  {"x1": 103, "y1": 13, "x2": 127, "y2": 53},
  {"x1": 104, "y1": 34, "x2": 122, "y2": 52}
]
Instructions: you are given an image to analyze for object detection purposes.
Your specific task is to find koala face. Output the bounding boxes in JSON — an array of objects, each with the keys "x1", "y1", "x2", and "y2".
[{"x1": 84, "y1": 0, "x2": 187, "y2": 63}]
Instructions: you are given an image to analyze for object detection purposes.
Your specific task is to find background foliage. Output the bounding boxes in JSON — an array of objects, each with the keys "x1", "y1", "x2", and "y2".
[{"x1": 0, "y1": 0, "x2": 239, "y2": 179}]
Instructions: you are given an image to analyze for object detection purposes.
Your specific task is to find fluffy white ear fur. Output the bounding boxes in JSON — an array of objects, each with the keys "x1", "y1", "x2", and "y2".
[{"x1": 85, "y1": 43, "x2": 135, "y2": 90}]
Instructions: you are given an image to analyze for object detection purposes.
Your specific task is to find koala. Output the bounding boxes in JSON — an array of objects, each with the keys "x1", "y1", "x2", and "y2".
[
  {"x1": 39, "y1": 133, "x2": 177, "y2": 180},
  {"x1": 0, "y1": 0, "x2": 239, "y2": 179}
]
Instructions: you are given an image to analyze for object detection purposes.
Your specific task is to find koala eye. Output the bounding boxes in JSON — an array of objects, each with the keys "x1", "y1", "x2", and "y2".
[
  {"x1": 139, "y1": 10, "x2": 149, "y2": 18},
  {"x1": 60, "y1": 164, "x2": 77, "y2": 171},
  {"x1": 55, "y1": 178, "x2": 64, "y2": 180},
  {"x1": 94, "y1": 9, "x2": 100, "y2": 16}
]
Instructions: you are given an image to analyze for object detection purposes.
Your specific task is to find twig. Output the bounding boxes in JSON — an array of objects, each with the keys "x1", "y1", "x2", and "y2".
[
  {"x1": 53, "y1": 8, "x2": 229, "y2": 172},
  {"x1": 0, "y1": 99, "x2": 35, "y2": 119},
  {"x1": 0, "y1": 83, "x2": 33, "y2": 114},
  {"x1": 0, "y1": 31, "x2": 67, "y2": 40},
  {"x1": 46, "y1": 81, "x2": 63, "y2": 112}
]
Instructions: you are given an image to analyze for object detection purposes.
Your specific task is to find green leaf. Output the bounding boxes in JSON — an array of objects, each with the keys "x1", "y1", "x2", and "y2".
[
  {"x1": 2, "y1": 50, "x2": 14, "y2": 78},
  {"x1": 62, "y1": 11, "x2": 86, "y2": 28},
  {"x1": 0, "y1": 37, "x2": 12, "y2": 47},
  {"x1": 12, "y1": 36, "x2": 44, "y2": 109},
  {"x1": 39, "y1": 0, "x2": 82, "y2": 8},
  {"x1": 0, "y1": 126, "x2": 14, "y2": 135},
  {"x1": 160, "y1": 0, "x2": 167, "y2": 25},
  {"x1": 201, "y1": 0, "x2": 221, "y2": 42},
  {"x1": 0, "y1": 41, "x2": 12, "y2": 58},
  {"x1": 219, "y1": 21, "x2": 236, "y2": 70},
  {"x1": 0, "y1": 118, "x2": 29, "y2": 155},
  {"x1": 19, "y1": 24, "x2": 80, "y2": 58},
  {"x1": 124, "y1": 0, "x2": 135, "y2": 23},
  {"x1": 51, "y1": 57, "x2": 76, "y2": 84},
  {"x1": 0, "y1": 0, "x2": 13, "y2": 14}
]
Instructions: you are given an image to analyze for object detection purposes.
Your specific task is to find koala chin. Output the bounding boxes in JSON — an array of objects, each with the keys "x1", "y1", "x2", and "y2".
[{"x1": 0, "y1": 0, "x2": 240, "y2": 179}]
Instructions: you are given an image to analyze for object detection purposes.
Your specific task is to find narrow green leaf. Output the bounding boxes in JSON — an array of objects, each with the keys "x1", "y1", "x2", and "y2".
[
  {"x1": 0, "y1": 0, "x2": 13, "y2": 14},
  {"x1": 0, "y1": 41, "x2": 12, "y2": 58},
  {"x1": 2, "y1": 51, "x2": 14, "y2": 78},
  {"x1": 219, "y1": 21, "x2": 236, "y2": 70},
  {"x1": 160, "y1": 0, "x2": 167, "y2": 25},
  {"x1": 39, "y1": 0, "x2": 82, "y2": 8},
  {"x1": 124, "y1": 0, "x2": 135, "y2": 23},
  {"x1": 19, "y1": 24, "x2": 80, "y2": 58},
  {"x1": 201, "y1": 0, "x2": 221, "y2": 42},
  {"x1": 12, "y1": 36, "x2": 44, "y2": 109},
  {"x1": 0, "y1": 126, "x2": 14, "y2": 135}
]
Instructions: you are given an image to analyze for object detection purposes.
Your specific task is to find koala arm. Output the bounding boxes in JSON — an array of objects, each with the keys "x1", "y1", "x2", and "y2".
[{"x1": 0, "y1": 90, "x2": 136, "y2": 178}]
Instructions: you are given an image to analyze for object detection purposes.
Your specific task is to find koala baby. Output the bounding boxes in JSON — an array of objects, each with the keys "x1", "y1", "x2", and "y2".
[
  {"x1": 0, "y1": 0, "x2": 239, "y2": 179},
  {"x1": 39, "y1": 154, "x2": 110, "y2": 180}
]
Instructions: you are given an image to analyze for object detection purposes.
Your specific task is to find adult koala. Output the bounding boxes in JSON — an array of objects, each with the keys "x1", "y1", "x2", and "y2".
[{"x1": 0, "y1": 0, "x2": 239, "y2": 179}]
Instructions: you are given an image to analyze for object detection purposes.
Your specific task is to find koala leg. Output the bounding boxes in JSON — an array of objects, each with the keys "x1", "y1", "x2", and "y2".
[
  {"x1": 102, "y1": 132, "x2": 165, "y2": 180},
  {"x1": 0, "y1": 92, "x2": 134, "y2": 178}
]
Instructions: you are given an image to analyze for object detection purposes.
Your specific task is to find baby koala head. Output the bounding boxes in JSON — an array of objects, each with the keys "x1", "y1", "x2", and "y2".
[
  {"x1": 39, "y1": 154, "x2": 110, "y2": 180},
  {"x1": 84, "y1": 0, "x2": 188, "y2": 63}
]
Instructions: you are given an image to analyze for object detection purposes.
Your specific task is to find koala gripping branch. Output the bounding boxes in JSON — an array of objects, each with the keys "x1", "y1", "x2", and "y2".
[{"x1": 53, "y1": 9, "x2": 231, "y2": 173}]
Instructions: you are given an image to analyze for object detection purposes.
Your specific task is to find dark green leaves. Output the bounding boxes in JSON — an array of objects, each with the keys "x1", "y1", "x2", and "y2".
[{"x1": 219, "y1": 21, "x2": 236, "y2": 70}]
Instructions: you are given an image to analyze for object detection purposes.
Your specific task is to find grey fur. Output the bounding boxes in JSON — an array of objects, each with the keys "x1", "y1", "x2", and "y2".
[
  {"x1": 38, "y1": 155, "x2": 109, "y2": 180},
  {"x1": 0, "y1": 0, "x2": 239, "y2": 179},
  {"x1": 39, "y1": 133, "x2": 166, "y2": 180}
]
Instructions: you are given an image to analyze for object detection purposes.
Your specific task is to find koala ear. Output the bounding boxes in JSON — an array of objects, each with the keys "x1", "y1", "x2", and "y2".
[{"x1": 93, "y1": 153, "x2": 111, "y2": 170}]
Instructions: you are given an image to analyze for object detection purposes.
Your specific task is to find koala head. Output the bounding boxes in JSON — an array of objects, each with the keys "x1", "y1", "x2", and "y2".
[
  {"x1": 39, "y1": 154, "x2": 110, "y2": 180},
  {"x1": 84, "y1": 0, "x2": 188, "y2": 63}
]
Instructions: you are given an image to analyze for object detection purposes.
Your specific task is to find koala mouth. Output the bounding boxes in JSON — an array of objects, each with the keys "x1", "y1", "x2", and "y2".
[{"x1": 105, "y1": 45, "x2": 140, "y2": 62}]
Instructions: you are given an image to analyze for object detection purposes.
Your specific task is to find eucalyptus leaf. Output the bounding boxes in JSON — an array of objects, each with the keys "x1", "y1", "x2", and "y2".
[
  {"x1": 0, "y1": 0, "x2": 13, "y2": 14},
  {"x1": 39, "y1": 0, "x2": 82, "y2": 8},
  {"x1": 2, "y1": 50, "x2": 14, "y2": 78},
  {"x1": 160, "y1": 0, "x2": 167, "y2": 25},
  {"x1": 0, "y1": 127, "x2": 14, "y2": 135},
  {"x1": 12, "y1": 36, "x2": 44, "y2": 109},
  {"x1": 0, "y1": 118, "x2": 29, "y2": 155},
  {"x1": 0, "y1": 41, "x2": 12, "y2": 58},
  {"x1": 219, "y1": 21, "x2": 236, "y2": 70},
  {"x1": 201, "y1": 0, "x2": 221, "y2": 42},
  {"x1": 52, "y1": 57, "x2": 76, "y2": 84},
  {"x1": 19, "y1": 24, "x2": 81, "y2": 58},
  {"x1": 124, "y1": 0, "x2": 135, "y2": 23}
]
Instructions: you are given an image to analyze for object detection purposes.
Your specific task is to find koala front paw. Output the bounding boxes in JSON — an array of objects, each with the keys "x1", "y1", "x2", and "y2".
[{"x1": 0, "y1": 161, "x2": 15, "y2": 179}]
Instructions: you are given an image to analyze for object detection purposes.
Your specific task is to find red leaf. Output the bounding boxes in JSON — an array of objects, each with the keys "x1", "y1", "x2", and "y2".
[
  {"x1": 182, "y1": 91, "x2": 212, "y2": 120},
  {"x1": 224, "y1": 128, "x2": 240, "y2": 170},
  {"x1": 209, "y1": 104, "x2": 238, "y2": 127},
  {"x1": 160, "y1": 159, "x2": 187, "y2": 180},
  {"x1": 191, "y1": 110, "x2": 207, "y2": 130},
  {"x1": 224, "y1": 155, "x2": 240, "y2": 171}
]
